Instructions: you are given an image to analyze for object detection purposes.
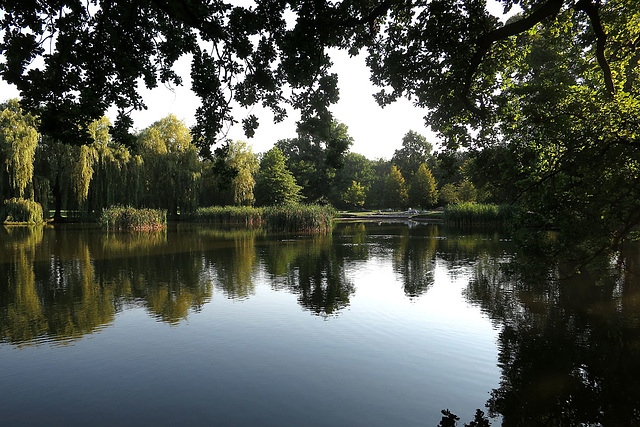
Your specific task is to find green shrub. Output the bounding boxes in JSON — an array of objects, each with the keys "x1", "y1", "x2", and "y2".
[
  {"x1": 263, "y1": 204, "x2": 335, "y2": 233},
  {"x1": 1, "y1": 198, "x2": 44, "y2": 224},
  {"x1": 100, "y1": 206, "x2": 167, "y2": 230},
  {"x1": 443, "y1": 202, "x2": 518, "y2": 227}
]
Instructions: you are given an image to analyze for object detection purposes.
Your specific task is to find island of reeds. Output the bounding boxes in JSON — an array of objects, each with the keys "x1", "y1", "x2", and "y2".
[
  {"x1": 186, "y1": 204, "x2": 335, "y2": 234},
  {"x1": 100, "y1": 206, "x2": 167, "y2": 231},
  {"x1": 443, "y1": 203, "x2": 518, "y2": 228}
]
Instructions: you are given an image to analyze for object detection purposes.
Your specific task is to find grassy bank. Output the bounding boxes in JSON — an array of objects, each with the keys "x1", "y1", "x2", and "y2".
[
  {"x1": 443, "y1": 203, "x2": 518, "y2": 227},
  {"x1": 100, "y1": 206, "x2": 167, "y2": 230}
]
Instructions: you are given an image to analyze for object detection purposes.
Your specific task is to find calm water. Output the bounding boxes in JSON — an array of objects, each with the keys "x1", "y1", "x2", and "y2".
[{"x1": 1, "y1": 222, "x2": 639, "y2": 426}]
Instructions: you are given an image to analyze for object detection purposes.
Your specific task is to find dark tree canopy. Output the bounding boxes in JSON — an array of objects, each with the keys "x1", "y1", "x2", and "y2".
[{"x1": 2, "y1": 0, "x2": 628, "y2": 150}]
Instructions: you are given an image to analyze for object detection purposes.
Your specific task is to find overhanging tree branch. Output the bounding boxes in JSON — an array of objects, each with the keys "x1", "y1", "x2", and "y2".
[
  {"x1": 574, "y1": 0, "x2": 615, "y2": 96},
  {"x1": 462, "y1": 0, "x2": 565, "y2": 115}
]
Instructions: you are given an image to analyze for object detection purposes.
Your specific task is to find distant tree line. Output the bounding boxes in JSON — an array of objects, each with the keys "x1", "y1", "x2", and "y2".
[{"x1": 1, "y1": 99, "x2": 490, "y2": 220}]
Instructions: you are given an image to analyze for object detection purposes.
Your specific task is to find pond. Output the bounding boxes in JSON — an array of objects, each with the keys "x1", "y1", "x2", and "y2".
[{"x1": 1, "y1": 222, "x2": 639, "y2": 426}]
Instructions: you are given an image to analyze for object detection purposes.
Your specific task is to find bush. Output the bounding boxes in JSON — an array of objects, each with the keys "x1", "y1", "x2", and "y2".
[
  {"x1": 263, "y1": 204, "x2": 335, "y2": 233},
  {"x1": 100, "y1": 206, "x2": 167, "y2": 230},
  {"x1": 443, "y1": 202, "x2": 518, "y2": 227},
  {"x1": 1, "y1": 198, "x2": 44, "y2": 224}
]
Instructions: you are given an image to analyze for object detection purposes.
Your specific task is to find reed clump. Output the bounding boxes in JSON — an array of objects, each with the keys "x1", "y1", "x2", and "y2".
[
  {"x1": 263, "y1": 204, "x2": 335, "y2": 233},
  {"x1": 100, "y1": 206, "x2": 167, "y2": 230},
  {"x1": 1, "y1": 198, "x2": 44, "y2": 224},
  {"x1": 186, "y1": 206, "x2": 264, "y2": 226},
  {"x1": 443, "y1": 202, "x2": 518, "y2": 227}
]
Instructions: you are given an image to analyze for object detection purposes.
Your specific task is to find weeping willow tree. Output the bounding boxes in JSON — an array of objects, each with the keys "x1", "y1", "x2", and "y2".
[
  {"x1": 228, "y1": 141, "x2": 259, "y2": 206},
  {"x1": 137, "y1": 115, "x2": 201, "y2": 217},
  {"x1": 201, "y1": 140, "x2": 259, "y2": 206},
  {"x1": 34, "y1": 136, "x2": 73, "y2": 220},
  {"x1": 66, "y1": 116, "x2": 141, "y2": 217},
  {"x1": 0, "y1": 99, "x2": 39, "y2": 200}
]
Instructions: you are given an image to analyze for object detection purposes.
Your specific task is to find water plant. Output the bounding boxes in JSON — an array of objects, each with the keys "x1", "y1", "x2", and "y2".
[
  {"x1": 186, "y1": 206, "x2": 264, "y2": 226},
  {"x1": 263, "y1": 204, "x2": 335, "y2": 233},
  {"x1": 99, "y1": 206, "x2": 167, "y2": 230},
  {"x1": 443, "y1": 202, "x2": 518, "y2": 228}
]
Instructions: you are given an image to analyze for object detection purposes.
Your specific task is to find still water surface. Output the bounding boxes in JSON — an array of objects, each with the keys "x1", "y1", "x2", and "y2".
[{"x1": 1, "y1": 222, "x2": 639, "y2": 425}]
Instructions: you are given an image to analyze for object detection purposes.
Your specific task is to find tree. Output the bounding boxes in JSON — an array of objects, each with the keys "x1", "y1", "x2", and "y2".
[
  {"x1": 137, "y1": 115, "x2": 200, "y2": 216},
  {"x1": 457, "y1": 180, "x2": 478, "y2": 203},
  {"x1": 343, "y1": 181, "x2": 366, "y2": 210},
  {"x1": 391, "y1": 131, "x2": 435, "y2": 179},
  {"x1": 0, "y1": 99, "x2": 39, "y2": 199},
  {"x1": 439, "y1": 183, "x2": 459, "y2": 206},
  {"x1": 331, "y1": 152, "x2": 375, "y2": 208},
  {"x1": 409, "y1": 163, "x2": 438, "y2": 209},
  {"x1": 254, "y1": 147, "x2": 302, "y2": 206},
  {"x1": 276, "y1": 120, "x2": 353, "y2": 203},
  {"x1": 385, "y1": 165, "x2": 408, "y2": 210},
  {"x1": 227, "y1": 141, "x2": 259, "y2": 206},
  {"x1": 3, "y1": 0, "x2": 639, "y2": 248}
]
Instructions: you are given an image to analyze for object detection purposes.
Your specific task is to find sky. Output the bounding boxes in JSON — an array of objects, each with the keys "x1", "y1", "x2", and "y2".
[
  {"x1": 0, "y1": 48, "x2": 436, "y2": 161},
  {"x1": 1, "y1": 0, "x2": 515, "y2": 160}
]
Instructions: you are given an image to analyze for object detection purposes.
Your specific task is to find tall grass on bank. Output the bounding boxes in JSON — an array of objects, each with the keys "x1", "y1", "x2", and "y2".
[
  {"x1": 263, "y1": 204, "x2": 335, "y2": 233},
  {"x1": 443, "y1": 202, "x2": 518, "y2": 228},
  {"x1": 100, "y1": 206, "x2": 167, "y2": 230},
  {"x1": 186, "y1": 206, "x2": 263, "y2": 226},
  {"x1": 1, "y1": 198, "x2": 44, "y2": 224}
]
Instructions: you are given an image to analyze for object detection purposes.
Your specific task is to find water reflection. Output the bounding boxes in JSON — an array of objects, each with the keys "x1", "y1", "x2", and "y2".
[
  {"x1": 3, "y1": 222, "x2": 640, "y2": 425},
  {"x1": 199, "y1": 228, "x2": 261, "y2": 299},
  {"x1": 466, "y1": 245, "x2": 640, "y2": 425},
  {"x1": 264, "y1": 235, "x2": 355, "y2": 317}
]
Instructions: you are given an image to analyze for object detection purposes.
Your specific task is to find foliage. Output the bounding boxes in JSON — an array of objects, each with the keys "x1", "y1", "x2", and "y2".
[
  {"x1": 99, "y1": 206, "x2": 167, "y2": 230},
  {"x1": 137, "y1": 115, "x2": 200, "y2": 216},
  {"x1": 0, "y1": 0, "x2": 351, "y2": 153},
  {"x1": 409, "y1": 163, "x2": 438, "y2": 209},
  {"x1": 342, "y1": 181, "x2": 366, "y2": 209},
  {"x1": 457, "y1": 180, "x2": 478, "y2": 203},
  {"x1": 1, "y1": 197, "x2": 43, "y2": 223},
  {"x1": 330, "y1": 152, "x2": 375, "y2": 207},
  {"x1": 443, "y1": 203, "x2": 518, "y2": 228},
  {"x1": 227, "y1": 141, "x2": 259, "y2": 206},
  {"x1": 439, "y1": 180, "x2": 478, "y2": 206},
  {"x1": 4, "y1": 0, "x2": 638, "y2": 246},
  {"x1": 391, "y1": 131, "x2": 435, "y2": 179},
  {"x1": 0, "y1": 99, "x2": 39, "y2": 199},
  {"x1": 263, "y1": 204, "x2": 335, "y2": 233},
  {"x1": 276, "y1": 120, "x2": 353, "y2": 203},
  {"x1": 439, "y1": 183, "x2": 460, "y2": 205},
  {"x1": 254, "y1": 147, "x2": 303, "y2": 206},
  {"x1": 385, "y1": 165, "x2": 408, "y2": 209}
]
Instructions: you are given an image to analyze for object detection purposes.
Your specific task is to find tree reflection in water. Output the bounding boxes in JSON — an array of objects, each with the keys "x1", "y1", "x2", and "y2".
[
  {"x1": 3, "y1": 222, "x2": 640, "y2": 424},
  {"x1": 464, "y1": 244, "x2": 640, "y2": 425},
  {"x1": 263, "y1": 234, "x2": 355, "y2": 318}
]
